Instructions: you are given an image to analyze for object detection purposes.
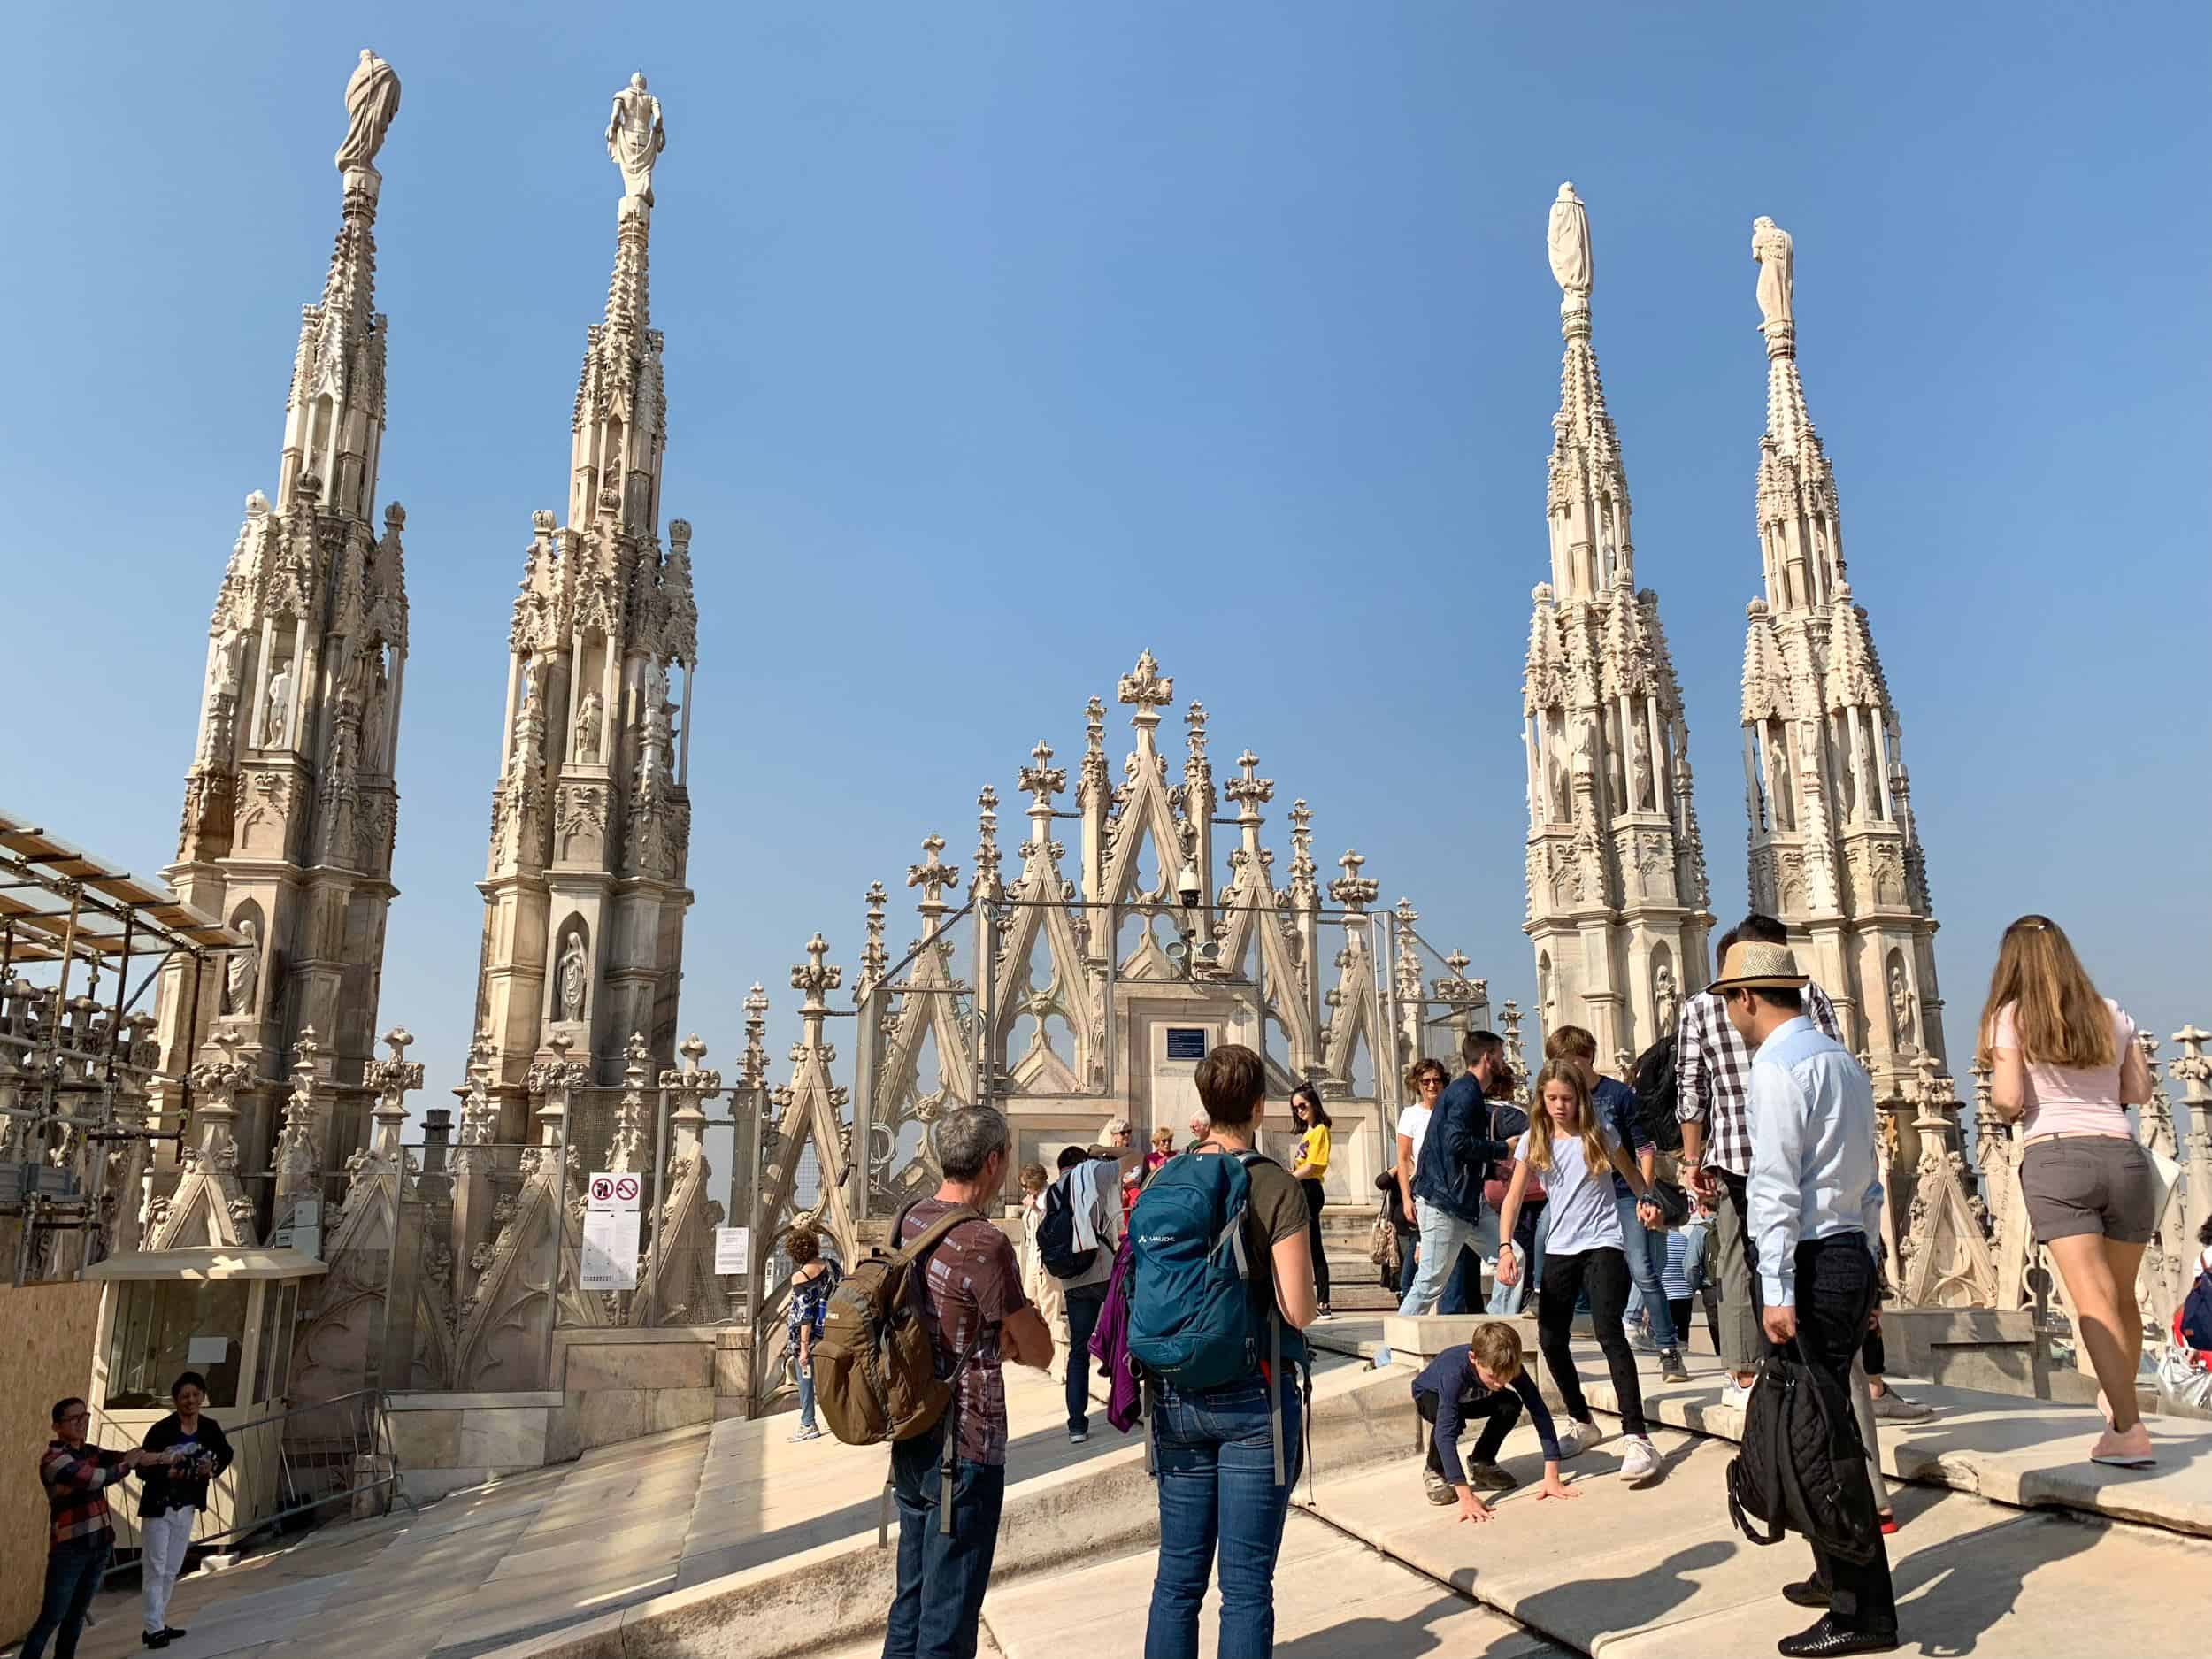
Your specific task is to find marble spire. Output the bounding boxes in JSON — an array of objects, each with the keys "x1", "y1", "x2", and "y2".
[
  {"x1": 470, "y1": 75, "x2": 699, "y2": 1133},
  {"x1": 1738, "y1": 216, "x2": 1942, "y2": 1097},
  {"x1": 155, "y1": 50, "x2": 411, "y2": 1200},
  {"x1": 1522, "y1": 184, "x2": 1711, "y2": 1066}
]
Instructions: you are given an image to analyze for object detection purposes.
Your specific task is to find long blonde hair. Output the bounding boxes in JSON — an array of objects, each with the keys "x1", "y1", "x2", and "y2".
[
  {"x1": 1525, "y1": 1059, "x2": 1609, "y2": 1178},
  {"x1": 1977, "y1": 914, "x2": 2115, "y2": 1071}
]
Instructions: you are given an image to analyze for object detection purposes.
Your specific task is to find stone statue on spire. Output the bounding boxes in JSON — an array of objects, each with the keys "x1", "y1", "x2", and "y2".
[
  {"x1": 606, "y1": 73, "x2": 668, "y2": 205},
  {"x1": 1752, "y1": 215, "x2": 1794, "y2": 330},
  {"x1": 335, "y1": 50, "x2": 402, "y2": 173},
  {"x1": 1547, "y1": 181, "x2": 1592, "y2": 300}
]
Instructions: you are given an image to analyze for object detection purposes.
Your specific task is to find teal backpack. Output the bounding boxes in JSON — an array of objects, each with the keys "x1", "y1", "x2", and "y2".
[{"x1": 1125, "y1": 1146, "x2": 1310, "y2": 1485}]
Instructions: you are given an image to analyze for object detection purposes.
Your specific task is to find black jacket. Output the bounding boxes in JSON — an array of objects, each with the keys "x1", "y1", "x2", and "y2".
[
  {"x1": 138, "y1": 1413, "x2": 234, "y2": 1518},
  {"x1": 1411, "y1": 1074, "x2": 1514, "y2": 1225}
]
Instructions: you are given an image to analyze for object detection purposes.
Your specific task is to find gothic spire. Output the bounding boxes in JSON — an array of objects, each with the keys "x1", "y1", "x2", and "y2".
[
  {"x1": 1739, "y1": 216, "x2": 1942, "y2": 1097},
  {"x1": 1523, "y1": 184, "x2": 1710, "y2": 1065}
]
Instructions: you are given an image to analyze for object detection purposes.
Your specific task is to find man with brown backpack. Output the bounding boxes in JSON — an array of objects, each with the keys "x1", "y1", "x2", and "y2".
[{"x1": 814, "y1": 1104, "x2": 1051, "y2": 1659}]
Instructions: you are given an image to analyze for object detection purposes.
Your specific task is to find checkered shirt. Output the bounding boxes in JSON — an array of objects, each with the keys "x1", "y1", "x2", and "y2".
[
  {"x1": 40, "y1": 1439, "x2": 129, "y2": 1548},
  {"x1": 1676, "y1": 979, "x2": 1840, "y2": 1177}
]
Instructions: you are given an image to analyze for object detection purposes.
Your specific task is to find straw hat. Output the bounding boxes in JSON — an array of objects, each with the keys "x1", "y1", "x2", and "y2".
[{"x1": 1707, "y1": 940, "x2": 1809, "y2": 992}]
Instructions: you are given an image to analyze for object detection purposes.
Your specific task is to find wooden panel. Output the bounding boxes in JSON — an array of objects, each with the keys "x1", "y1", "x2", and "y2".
[{"x1": 0, "y1": 1280, "x2": 102, "y2": 1645}]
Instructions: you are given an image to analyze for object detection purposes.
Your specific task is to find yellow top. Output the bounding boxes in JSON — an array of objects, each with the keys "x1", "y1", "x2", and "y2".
[{"x1": 1295, "y1": 1124, "x2": 1332, "y2": 1176}]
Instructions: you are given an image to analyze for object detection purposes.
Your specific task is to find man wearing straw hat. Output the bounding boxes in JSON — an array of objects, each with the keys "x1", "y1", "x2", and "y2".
[{"x1": 1712, "y1": 938, "x2": 1898, "y2": 1656}]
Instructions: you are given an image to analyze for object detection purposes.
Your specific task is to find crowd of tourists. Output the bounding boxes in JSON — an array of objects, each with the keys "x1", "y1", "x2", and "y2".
[{"x1": 22, "y1": 915, "x2": 2191, "y2": 1659}]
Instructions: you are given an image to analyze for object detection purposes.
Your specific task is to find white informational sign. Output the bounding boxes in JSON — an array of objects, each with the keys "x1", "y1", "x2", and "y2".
[
  {"x1": 713, "y1": 1225, "x2": 751, "y2": 1277},
  {"x1": 580, "y1": 1171, "x2": 643, "y2": 1292},
  {"x1": 269, "y1": 1198, "x2": 321, "y2": 1259},
  {"x1": 186, "y1": 1335, "x2": 230, "y2": 1366}
]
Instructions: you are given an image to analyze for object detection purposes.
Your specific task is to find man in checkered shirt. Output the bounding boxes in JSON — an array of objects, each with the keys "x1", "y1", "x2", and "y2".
[{"x1": 1677, "y1": 913, "x2": 1840, "y2": 1394}]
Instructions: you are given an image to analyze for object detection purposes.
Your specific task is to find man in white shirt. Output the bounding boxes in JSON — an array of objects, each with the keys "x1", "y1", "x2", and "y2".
[{"x1": 1717, "y1": 941, "x2": 1897, "y2": 1658}]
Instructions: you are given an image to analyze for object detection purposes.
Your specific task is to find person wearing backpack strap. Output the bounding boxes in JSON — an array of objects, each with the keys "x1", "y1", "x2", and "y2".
[
  {"x1": 883, "y1": 1106, "x2": 1052, "y2": 1659},
  {"x1": 1138, "y1": 1043, "x2": 1317, "y2": 1659},
  {"x1": 1719, "y1": 941, "x2": 1899, "y2": 1657}
]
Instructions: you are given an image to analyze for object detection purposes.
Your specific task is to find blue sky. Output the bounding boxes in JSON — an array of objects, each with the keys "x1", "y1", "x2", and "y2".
[{"x1": 9, "y1": 4, "x2": 2207, "y2": 1101}]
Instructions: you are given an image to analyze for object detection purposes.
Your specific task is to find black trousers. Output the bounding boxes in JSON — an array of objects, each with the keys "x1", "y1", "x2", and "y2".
[
  {"x1": 1299, "y1": 1177, "x2": 1331, "y2": 1304},
  {"x1": 1417, "y1": 1386, "x2": 1524, "y2": 1477},
  {"x1": 1536, "y1": 1247, "x2": 1647, "y2": 1436},
  {"x1": 1752, "y1": 1233, "x2": 1899, "y2": 1637}
]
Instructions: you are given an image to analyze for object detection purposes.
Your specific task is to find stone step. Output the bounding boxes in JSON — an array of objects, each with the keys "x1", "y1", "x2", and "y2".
[
  {"x1": 1297, "y1": 1417, "x2": 2212, "y2": 1657},
  {"x1": 981, "y1": 1509, "x2": 1564, "y2": 1658}
]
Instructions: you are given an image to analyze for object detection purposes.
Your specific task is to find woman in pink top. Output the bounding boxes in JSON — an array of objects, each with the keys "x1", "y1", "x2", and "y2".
[{"x1": 1978, "y1": 914, "x2": 2157, "y2": 1467}]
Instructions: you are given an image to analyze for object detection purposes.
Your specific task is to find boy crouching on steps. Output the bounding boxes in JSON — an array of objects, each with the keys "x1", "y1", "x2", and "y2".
[{"x1": 1410, "y1": 1321, "x2": 1576, "y2": 1524}]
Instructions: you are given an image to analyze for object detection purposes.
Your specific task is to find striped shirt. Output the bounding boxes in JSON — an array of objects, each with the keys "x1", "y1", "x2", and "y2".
[
  {"x1": 1676, "y1": 979, "x2": 1840, "y2": 1177},
  {"x1": 40, "y1": 1439, "x2": 131, "y2": 1547}
]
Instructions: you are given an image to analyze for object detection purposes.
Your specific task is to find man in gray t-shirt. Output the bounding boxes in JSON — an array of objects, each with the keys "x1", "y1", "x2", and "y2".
[{"x1": 1054, "y1": 1147, "x2": 1128, "y2": 1442}]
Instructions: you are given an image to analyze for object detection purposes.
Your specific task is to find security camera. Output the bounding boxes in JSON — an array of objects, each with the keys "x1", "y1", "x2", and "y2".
[{"x1": 1175, "y1": 863, "x2": 1202, "y2": 910}]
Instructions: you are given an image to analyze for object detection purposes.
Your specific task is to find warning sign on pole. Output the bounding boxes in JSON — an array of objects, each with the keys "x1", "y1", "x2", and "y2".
[{"x1": 580, "y1": 1171, "x2": 643, "y2": 1292}]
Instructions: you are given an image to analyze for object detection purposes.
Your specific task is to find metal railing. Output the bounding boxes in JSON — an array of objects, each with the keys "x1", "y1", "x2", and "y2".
[{"x1": 99, "y1": 1388, "x2": 408, "y2": 1578}]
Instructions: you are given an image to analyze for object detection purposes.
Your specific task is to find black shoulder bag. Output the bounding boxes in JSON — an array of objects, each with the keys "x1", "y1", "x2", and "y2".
[{"x1": 1725, "y1": 1341, "x2": 1882, "y2": 1565}]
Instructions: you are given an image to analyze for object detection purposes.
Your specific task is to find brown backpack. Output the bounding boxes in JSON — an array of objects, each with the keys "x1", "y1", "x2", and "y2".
[{"x1": 811, "y1": 1202, "x2": 981, "y2": 1449}]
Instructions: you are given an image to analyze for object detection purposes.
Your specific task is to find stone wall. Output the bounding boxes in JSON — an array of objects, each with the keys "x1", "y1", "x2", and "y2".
[
  {"x1": 1, "y1": 1280, "x2": 102, "y2": 1645},
  {"x1": 382, "y1": 1325, "x2": 757, "y2": 1501}
]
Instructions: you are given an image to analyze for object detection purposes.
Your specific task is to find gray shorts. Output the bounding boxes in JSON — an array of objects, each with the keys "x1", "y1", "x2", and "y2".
[{"x1": 2020, "y1": 1135, "x2": 2158, "y2": 1245}]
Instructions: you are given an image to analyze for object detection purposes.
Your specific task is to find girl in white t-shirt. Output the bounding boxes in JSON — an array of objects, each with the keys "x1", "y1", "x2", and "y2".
[
  {"x1": 1495, "y1": 1059, "x2": 1663, "y2": 1482},
  {"x1": 1978, "y1": 914, "x2": 2157, "y2": 1467}
]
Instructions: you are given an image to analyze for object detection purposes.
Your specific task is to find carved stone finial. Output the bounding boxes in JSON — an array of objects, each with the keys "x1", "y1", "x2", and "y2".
[
  {"x1": 1327, "y1": 849, "x2": 1379, "y2": 912},
  {"x1": 1117, "y1": 649, "x2": 1174, "y2": 710},
  {"x1": 906, "y1": 835, "x2": 961, "y2": 909}
]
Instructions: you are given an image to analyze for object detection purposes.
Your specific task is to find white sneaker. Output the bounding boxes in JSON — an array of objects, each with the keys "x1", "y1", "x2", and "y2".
[
  {"x1": 1720, "y1": 1378, "x2": 1754, "y2": 1409},
  {"x1": 1560, "y1": 1418, "x2": 1603, "y2": 1458},
  {"x1": 1069, "y1": 1429, "x2": 1089, "y2": 1445},
  {"x1": 788, "y1": 1425, "x2": 823, "y2": 1442},
  {"x1": 1620, "y1": 1435, "x2": 1662, "y2": 1484}
]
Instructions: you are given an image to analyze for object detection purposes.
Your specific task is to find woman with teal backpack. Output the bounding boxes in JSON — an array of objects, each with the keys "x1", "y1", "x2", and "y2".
[{"x1": 1127, "y1": 1043, "x2": 1317, "y2": 1659}]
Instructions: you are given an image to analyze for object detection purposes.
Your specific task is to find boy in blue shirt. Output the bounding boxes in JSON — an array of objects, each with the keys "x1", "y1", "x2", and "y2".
[{"x1": 1409, "y1": 1321, "x2": 1575, "y2": 1523}]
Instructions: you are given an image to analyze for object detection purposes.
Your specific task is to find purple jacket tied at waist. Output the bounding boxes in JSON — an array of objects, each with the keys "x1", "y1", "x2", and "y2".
[{"x1": 1089, "y1": 1233, "x2": 1142, "y2": 1432}]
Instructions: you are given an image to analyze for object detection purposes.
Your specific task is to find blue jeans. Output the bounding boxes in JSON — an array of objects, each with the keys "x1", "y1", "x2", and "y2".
[
  {"x1": 1146, "y1": 1374, "x2": 1304, "y2": 1659},
  {"x1": 1395, "y1": 1227, "x2": 1420, "y2": 1298},
  {"x1": 1489, "y1": 1200, "x2": 1548, "y2": 1315},
  {"x1": 21, "y1": 1532, "x2": 111, "y2": 1659},
  {"x1": 796, "y1": 1361, "x2": 817, "y2": 1429},
  {"x1": 884, "y1": 1420, "x2": 1008, "y2": 1659},
  {"x1": 1065, "y1": 1286, "x2": 1106, "y2": 1434},
  {"x1": 1615, "y1": 1190, "x2": 1677, "y2": 1349},
  {"x1": 1399, "y1": 1204, "x2": 1481, "y2": 1317}
]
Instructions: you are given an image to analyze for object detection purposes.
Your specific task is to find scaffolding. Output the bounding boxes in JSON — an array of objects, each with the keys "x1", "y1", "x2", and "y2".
[{"x1": 0, "y1": 803, "x2": 249, "y2": 1285}]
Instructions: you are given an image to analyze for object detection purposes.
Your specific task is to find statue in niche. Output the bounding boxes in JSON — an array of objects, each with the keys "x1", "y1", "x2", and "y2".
[
  {"x1": 1653, "y1": 964, "x2": 1678, "y2": 1035},
  {"x1": 1547, "y1": 181, "x2": 1592, "y2": 298},
  {"x1": 1856, "y1": 724, "x2": 1879, "y2": 815},
  {"x1": 1548, "y1": 726, "x2": 1571, "y2": 823},
  {"x1": 224, "y1": 918, "x2": 259, "y2": 1017},
  {"x1": 573, "y1": 688, "x2": 603, "y2": 764},
  {"x1": 606, "y1": 73, "x2": 667, "y2": 205},
  {"x1": 211, "y1": 629, "x2": 245, "y2": 705},
  {"x1": 1631, "y1": 724, "x2": 1655, "y2": 810},
  {"x1": 557, "y1": 932, "x2": 588, "y2": 1024},
  {"x1": 1888, "y1": 960, "x2": 1916, "y2": 1052},
  {"x1": 336, "y1": 50, "x2": 403, "y2": 173},
  {"x1": 263, "y1": 662, "x2": 293, "y2": 748},
  {"x1": 361, "y1": 674, "x2": 386, "y2": 773},
  {"x1": 1752, "y1": 216, "x2": 1794, "y2": 329}
]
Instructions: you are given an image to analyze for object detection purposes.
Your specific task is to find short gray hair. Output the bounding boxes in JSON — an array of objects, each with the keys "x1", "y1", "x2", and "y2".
[{"x1": 934, "y1": 1106, "x2": 1011, "y2": 1182}]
